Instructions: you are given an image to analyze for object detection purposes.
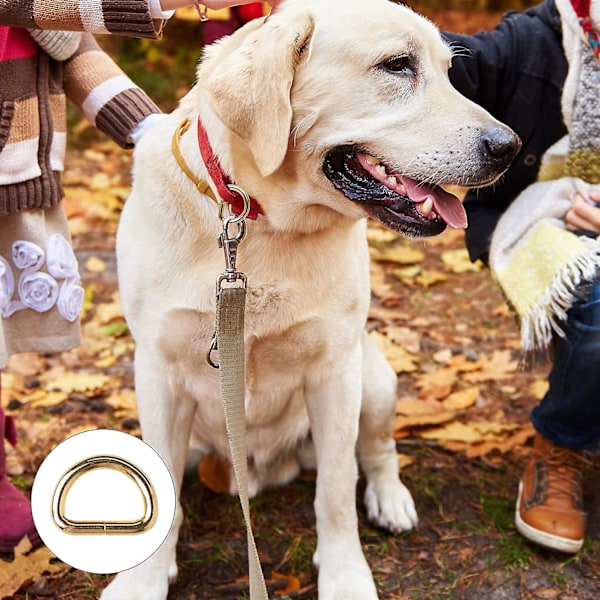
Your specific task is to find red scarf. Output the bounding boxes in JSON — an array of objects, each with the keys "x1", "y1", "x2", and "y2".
[{"x1": 571, "y1": 0, "x2": 600, "y2": 59}]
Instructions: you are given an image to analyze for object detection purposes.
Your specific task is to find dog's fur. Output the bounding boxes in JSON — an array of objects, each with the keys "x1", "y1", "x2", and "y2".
[{"x1": 102, "y1": 1, "x2": 519, "y2": 598}]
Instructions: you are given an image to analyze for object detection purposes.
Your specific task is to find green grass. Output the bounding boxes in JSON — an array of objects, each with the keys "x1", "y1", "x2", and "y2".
[
  {"x1": 480, "y1": 490, "x2": 514, "y2": 532},
  {"x1": 497, "y1": 535, "x2": 534, "y2": 569}
]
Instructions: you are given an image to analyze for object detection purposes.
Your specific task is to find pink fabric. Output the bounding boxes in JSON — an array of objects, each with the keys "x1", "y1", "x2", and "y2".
[
  {"x1": 1, "y1": 384, "x2": 42, "y2": 552},
  {"x1": 0, "y1": 379, "x2": 15, "y2": 446},
  {"x1": 0, "y1": 26, "x2": 37, "y2": 62},
  {"x1": 4, "y1": 415, "x2": 17, "y2": 447},
  {"x1": 0, "y1": 476, "x2": 42, "y2": 552}
]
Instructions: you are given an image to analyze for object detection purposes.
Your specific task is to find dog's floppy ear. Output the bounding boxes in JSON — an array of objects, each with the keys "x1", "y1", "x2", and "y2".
[{"x1": 206, "y1": 13, "x2": 315, "y2": 177}]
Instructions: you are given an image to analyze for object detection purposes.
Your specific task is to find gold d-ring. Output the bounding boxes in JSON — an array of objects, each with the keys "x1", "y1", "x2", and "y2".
[{"x1": 52, "y1": 456, "x2": 158, "y2": 534}]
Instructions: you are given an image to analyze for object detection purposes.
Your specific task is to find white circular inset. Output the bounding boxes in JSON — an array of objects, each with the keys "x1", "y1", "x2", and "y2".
[{"x1": 31, "y1": 429, "x2": 175, "y2": 574}]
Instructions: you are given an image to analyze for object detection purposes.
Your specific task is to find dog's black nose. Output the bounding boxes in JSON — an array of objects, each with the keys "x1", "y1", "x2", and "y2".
[{"x1": 482, "y1": 126, "x2": 522, "y2": 165}]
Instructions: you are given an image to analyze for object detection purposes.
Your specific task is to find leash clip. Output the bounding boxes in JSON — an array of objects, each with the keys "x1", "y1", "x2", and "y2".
[
  {"x1": 207, "y1": 185, "x2": 250, "y2": 369},
  {"x1": 216, "y1": 184, "x2": 251, "y2": 287},
  {"x1": 217, "y1": 217, "x2": 247, "y2": 287}
]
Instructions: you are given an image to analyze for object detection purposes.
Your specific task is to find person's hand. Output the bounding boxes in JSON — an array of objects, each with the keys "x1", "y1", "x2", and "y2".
[
  {"x1": 160, "y1": 1, "x2": 281, "y2": 10},
  {"x1": 565, "y1": 190, "x2": 600, "y2": 236}
]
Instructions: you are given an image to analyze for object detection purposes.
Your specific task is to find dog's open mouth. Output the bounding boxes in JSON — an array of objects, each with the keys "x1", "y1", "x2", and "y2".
[{"x1": 323, "y1": 147, "x2": 467, "y2": 237}]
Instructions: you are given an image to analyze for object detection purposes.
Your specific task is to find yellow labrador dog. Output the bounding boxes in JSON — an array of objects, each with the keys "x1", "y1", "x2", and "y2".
[{"x1": 103, "y1": 0, "x2": 519, "y2": 598}]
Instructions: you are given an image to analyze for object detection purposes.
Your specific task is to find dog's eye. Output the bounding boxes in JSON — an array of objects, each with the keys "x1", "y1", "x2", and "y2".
[{"x1": 381, "y1": 55, "x2": 416, "y2": 76}]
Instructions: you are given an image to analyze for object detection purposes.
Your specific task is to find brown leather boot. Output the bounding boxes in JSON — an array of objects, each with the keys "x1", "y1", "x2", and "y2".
[{"x1": 515, "y1": 432, "x2": 588, "y2": 554}]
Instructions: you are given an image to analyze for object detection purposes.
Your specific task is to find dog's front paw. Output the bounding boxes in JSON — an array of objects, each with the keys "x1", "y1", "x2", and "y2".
[
  {"x1": 100, "y1": 560, "x2": 177, "y2": 600},
  {"x1": 318, "y1": 561, "x2": 378, "y2": 600},
  {"x1": 100, "y1": 577, "x2": 167, "y2": 600},
  {"x1": 364, "y1": 477, "x2": 418, "y2": 533}
]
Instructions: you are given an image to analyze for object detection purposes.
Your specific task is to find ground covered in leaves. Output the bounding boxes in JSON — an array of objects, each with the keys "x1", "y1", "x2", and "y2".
[{"x1": 2, "y1": 8, "x2": 600, "y2": 600}]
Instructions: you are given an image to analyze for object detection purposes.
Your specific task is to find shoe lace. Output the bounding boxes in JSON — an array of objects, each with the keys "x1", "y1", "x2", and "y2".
[{"x1": 535, "y1": 446, "x2": 591, "y2": 506}]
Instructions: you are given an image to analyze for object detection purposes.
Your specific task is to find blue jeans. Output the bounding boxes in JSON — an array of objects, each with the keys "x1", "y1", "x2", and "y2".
[{"x1": 532, "y1": 279, "x2": 600, "y2": 452}]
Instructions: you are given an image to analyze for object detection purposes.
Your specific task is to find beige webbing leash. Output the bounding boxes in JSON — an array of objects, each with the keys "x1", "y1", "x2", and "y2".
[
  {"x1": 172, "y1": 119, "x2": 268, "y2": 598},
  {"x1": 207, "y1": 188, "x2": 269, "y2": 600}
]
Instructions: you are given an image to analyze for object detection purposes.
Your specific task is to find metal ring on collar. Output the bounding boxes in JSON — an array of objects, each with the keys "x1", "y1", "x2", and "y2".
[
  {"x1": 223, "y1": 184, "x2": 251, "y2": 223},
  {"x1": 51, "y1": 455, "x2": 158, "y2": 534}
]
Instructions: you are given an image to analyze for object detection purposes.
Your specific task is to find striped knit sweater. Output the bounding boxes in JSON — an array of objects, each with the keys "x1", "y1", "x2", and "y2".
[
  {"x1": 0, "y1": 0, "x2": 166, "y2": 39},
  {"x1": 0, "y1": 1, "x2": 166, "y2": 215}
]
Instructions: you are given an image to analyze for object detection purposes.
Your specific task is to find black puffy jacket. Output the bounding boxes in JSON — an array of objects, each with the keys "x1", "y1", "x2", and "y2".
[{"x1": 443, "y1": 0, "x2": 567, "y2": 263}]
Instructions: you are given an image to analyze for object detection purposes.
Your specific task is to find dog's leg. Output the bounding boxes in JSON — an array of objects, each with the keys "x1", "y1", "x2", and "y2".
[
  {"x1": 307, "y1": 343, "x2": 378, "y2": 600},
  {"x1": 100, "y1": 349, "x2": 196, "y2": 600},
  {"x1": 358, "y1": 332, "x2": 418, "y2": 532}
]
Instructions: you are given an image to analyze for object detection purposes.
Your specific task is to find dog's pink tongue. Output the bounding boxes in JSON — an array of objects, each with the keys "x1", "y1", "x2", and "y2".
[{"x1": 400, "y1": 177, "x2": 467, "y2": 229}]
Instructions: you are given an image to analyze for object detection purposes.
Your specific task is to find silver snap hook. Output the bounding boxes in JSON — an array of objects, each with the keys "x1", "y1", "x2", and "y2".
[{"x1": 52, "y1": 455, "x2": 158, "y2": 534}]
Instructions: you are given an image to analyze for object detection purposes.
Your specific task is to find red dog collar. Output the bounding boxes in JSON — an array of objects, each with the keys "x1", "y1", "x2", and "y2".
[{"x1": 196, "y1": 118, "x2": 263, "y2": 219}]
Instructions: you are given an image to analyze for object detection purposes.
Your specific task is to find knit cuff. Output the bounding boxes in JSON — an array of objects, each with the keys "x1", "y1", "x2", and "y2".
[
  {"x1": 100, "y1": 1, "x2": 166, "y2": 38},
  {"x1": 28, "y1": 30, "x2": 82, "y2": 61},
  {"x1": 95, "y1": 88, "x2": 161, "y2": 149}
]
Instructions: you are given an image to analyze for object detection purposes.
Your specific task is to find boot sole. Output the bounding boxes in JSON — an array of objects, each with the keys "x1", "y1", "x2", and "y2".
[{"x1": 515, "y1": 481, "x2": 584, "y2": 554}]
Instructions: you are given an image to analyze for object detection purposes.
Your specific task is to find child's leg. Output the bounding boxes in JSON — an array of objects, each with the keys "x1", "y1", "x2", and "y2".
[
  {"x1": 516, "y1": 279, "x2": 600, "y2": 553},
  {"x1": 532, "y1": 279, "x2": 600, "y2": 452},
  {"x1": 0, "y1": 372, "x2": 42, "y2": 553}
]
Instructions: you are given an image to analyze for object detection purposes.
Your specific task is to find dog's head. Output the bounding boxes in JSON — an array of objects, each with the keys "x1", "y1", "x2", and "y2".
[{"x1": 187, "y1": 0, "x2": 520, "y2": 237}]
